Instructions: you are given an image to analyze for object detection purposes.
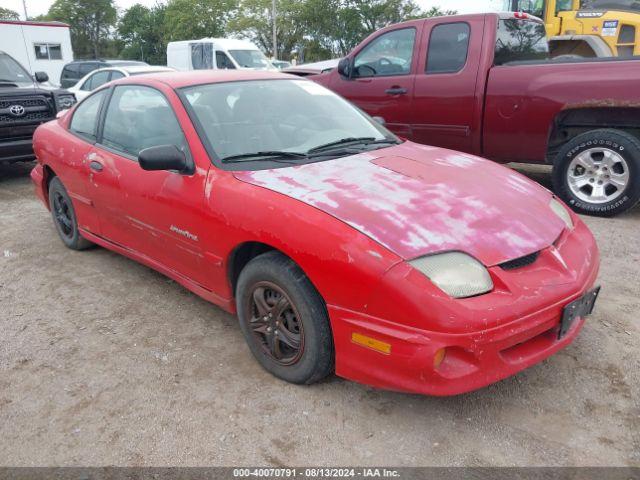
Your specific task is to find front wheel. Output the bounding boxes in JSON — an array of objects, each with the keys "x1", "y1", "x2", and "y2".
[
  {"x1": 552, "y1": 129, "x2": 640, "y2": 217},
  {"x1": 236, "y1": 251, "x2": 334, "y2": 385}
]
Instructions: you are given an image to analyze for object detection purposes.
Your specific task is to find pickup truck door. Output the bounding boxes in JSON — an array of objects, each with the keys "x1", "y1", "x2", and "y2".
[
  {"x1": 327, "y1": 25, "x2": 421, "y2": 138},
  {"x1": 410, "y1": 17, "x2": 486, "y2": 153}
]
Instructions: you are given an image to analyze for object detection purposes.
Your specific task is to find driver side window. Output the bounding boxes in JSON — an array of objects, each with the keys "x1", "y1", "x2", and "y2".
[
  {"x1": 353, "y1": 28, "x2": 416, "y2": 78},
  {"x1": 101, "y1": 85, "x2": 188, "y2": 159}
]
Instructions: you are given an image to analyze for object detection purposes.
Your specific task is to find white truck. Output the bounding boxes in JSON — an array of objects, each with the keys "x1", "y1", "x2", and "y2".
[
  {"x1": 0, "y1": 20, "x2": 73, "y2": 87},
  {"x1": 167, "y1": 38, "x2": 276, "y2": 71}
]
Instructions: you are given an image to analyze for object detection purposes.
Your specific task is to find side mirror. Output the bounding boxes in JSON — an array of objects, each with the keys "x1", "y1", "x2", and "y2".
[
  {"x1": 139, "y1": 145, "x2": 189, "y2": 173},
  {"x1": 34, "y1": 71, "x2": 49, "y2": 83},
  {"x1": 372, "y1": 116, "x2": 386, "y2": 126},
  {"x1": 337, "y1": 58, "x2": 351, "y2": 78}
]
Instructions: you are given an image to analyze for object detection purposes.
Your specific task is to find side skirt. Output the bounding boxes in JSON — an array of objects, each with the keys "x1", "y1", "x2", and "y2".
[{"x1": 79, "y1": 228, "x2": 237, "y2": 314}]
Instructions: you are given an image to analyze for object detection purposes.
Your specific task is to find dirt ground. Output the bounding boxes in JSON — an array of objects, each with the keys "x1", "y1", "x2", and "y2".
[{"x1": 0, "y1": 161, "x2": 638, "y2": 467}]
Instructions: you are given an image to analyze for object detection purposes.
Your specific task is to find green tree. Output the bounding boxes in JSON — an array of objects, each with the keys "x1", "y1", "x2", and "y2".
[
  {"x1": 0, "y1": 7, "x2": 20, "y2": 20},
  {"x1": 43, "y1": 0, "x2": 117, "y2": 58},
  {"x1": 300, "y1": 0, "x2": 453, "y2": 59},
  {"x1": 163, "y1": 0, "x2": 237, "y2": 42},
  {"x1": 229, "y1": 0, "x2": 308, "y2": 59},
  {"x1": 118, "y1": 3, "x2": 167, "y2": 64}
]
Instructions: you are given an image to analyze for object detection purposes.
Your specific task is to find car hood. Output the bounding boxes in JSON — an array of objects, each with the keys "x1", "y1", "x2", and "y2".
[
  {"x1": 233, "y1": 143, "x2": 566, "y2": 266},
  {"x1": 0, "y1": 84, "x2": 60, "y2": 95}
]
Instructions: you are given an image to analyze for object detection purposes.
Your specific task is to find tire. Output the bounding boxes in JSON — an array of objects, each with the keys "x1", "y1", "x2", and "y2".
[
  {"x1": 48, "y1": 177, "x2": 93, "y2": 250},
  {"x1": 236, "y1": 251, "x2": 334, "y2": 385},
  {"x1": 552, "y1": 129, "x2": 640, "y2": 217}
]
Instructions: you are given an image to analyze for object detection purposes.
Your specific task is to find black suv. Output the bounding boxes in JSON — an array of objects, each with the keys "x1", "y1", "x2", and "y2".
[
  {"x1": 60, "y1": 59, "x2": 148, "y2": 88},
  {"x1": 0, "y1": 51, "x2": 76, "y2": 164}
]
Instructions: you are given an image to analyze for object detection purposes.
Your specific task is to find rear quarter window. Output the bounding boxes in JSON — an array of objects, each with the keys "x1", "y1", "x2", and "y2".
[
  {"x1": 69, "y1": 90, "x2": 107, "y2": 142},
  {"x1": 494, "y1": 19, "x2": 549, "y2": 65}
]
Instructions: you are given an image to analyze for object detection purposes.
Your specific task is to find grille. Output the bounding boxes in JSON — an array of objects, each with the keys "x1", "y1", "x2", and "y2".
[
  {"x1": 0, "y1": 97, "x2": 48, "y2": 109},
  {"x1": 0, "y1": 111, "x2": 51, "y2": 123},
  {"x1": 0, "y1": 95, "x2": 53, "y2": 126},
  {"x1": 500, "y1": 251, "x2": 540, "y2": 271}
]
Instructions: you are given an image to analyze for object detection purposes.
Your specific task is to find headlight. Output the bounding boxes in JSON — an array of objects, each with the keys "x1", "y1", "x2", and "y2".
[
  {"x1": 410, "y1": 252, "x2": 494, "y2": 299},
  {"x1": 56, "y1": 94, "x2": 76, "y2": 111},
  {"x1": 550, "y1": 198, "x2": 573, "y2": 229}
]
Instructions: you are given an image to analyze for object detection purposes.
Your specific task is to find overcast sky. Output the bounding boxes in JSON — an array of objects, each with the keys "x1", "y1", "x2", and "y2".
[{"x1": 1, "y1": 0, "x2": 502, "y2": 20}]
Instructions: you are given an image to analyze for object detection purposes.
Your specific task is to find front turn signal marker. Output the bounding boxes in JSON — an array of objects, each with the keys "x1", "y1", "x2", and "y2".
[
  {"x1": 351, "y1": 333, "x2": 391, "y2": 355},
  {"x1": 433, "y1": 348, "x2": 446, "y2": 369}
]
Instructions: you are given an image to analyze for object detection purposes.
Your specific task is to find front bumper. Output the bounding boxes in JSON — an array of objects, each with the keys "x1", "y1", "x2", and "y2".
[
  {"x1": 30, "y1": 163, "x2": 48, "y2": 207},
  {"x1": 329, "y1": 221, "x2": 600, "y2": 396},
  {"x1": 0, "y1": 137, "x2": 35, "y2": 163}
]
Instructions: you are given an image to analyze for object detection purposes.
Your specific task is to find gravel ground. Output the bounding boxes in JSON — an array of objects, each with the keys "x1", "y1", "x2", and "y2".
[{"x1": 0, "y1": 161, "x2": 638, "y2": 467}]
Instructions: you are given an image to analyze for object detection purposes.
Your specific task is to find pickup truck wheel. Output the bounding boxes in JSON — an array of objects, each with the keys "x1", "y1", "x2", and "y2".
[
  {"x1": 236, "y1": 251, "x2": 334, "y2": 385},
  {"x1": 48, "y1": 177, "x2": 93, "y2": 250},
  {"x1": 552, "y1": 129, "x2": 640, "y2": 217}
]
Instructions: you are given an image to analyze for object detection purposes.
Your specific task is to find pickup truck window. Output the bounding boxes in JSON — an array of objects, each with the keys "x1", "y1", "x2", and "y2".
[
  {"x1": 426, "y1": 23, "x2": 470, "y2": 74},
  {"x1": 353, "y1": 28, "x2": 416, "y2": 78},
  {"x1": 495, "y1": 19, "x2": 549, "y2": 65},
  {"x1": 580, "y1": 0, "x2": 640, "y2": 12},
  {"x1": 0, "y1": 53, "x2": 32, "y2": 87}
]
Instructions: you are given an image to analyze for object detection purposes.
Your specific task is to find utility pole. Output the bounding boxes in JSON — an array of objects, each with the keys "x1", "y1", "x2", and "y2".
[
  {"x1": 272, "y1": 0, "x2": 277, "y2": 60},
  {"x1": 22, "y1": 0, "x2": 28, "y2": 20}
]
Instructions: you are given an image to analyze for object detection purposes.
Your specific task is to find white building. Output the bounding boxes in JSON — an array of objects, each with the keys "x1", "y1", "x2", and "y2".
[{"x1": 0, "y1": 20, "x2": 73, "y2": 86}]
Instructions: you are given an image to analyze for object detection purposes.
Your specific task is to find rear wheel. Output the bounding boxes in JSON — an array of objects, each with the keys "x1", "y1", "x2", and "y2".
[
  {"x1": 236, "y1": 251, "x2": 334, "y2": 385},
  {"x1": 48, "y1": 177, "x2": 93, "y2": 250},
  {"x1": 552, "y1": 129, "x2": 640, "y2": 217}
]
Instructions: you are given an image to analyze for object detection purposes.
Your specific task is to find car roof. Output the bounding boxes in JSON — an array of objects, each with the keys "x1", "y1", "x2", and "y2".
[
  {"x1": 113, "y1": 69, "x2": 298, "y2": 89},
  {"x1": 65, "y1": 59, "x2": 148, "y2": 66},
  {"x1": 117, "y1": 65, "x2": 175, "y2": 74},
  {"x1": 105, "y1": 60, "x2": 148, "y2": 66}
]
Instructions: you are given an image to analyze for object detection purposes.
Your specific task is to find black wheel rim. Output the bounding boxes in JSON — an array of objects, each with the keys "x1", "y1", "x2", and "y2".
[
  {"x1": 52, "y1": 191, "x2": 74, "y2": 238},
  {"x1": 247, "y1": 281, "x2": 304, "y2": 366}
]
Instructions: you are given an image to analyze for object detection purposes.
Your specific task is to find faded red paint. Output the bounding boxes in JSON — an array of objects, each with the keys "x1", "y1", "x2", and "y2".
[
  {"x1": 235, "y1": 143, "x2": 565, "y2": 266},
  {"x1": 31, "y1": 70, "x2": 600, "y2": 396}
]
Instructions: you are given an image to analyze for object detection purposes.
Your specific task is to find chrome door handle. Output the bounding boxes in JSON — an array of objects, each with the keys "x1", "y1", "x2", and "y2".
[{"x1": 385, "y1": 87, "x2": 408, "y2": 95}]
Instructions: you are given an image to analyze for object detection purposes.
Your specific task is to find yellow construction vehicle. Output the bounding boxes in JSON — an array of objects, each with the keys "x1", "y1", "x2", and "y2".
[{"x1": 504, "y1": 0, "x2": 640, "y2": 57}]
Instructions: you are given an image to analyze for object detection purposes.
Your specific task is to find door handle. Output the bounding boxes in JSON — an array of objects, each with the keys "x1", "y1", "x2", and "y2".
[
  {"x1": 385, "y1": 87, "x2": 408, "y2": 95},
  {"x1": 89, "y1": 160, "x2": 103, "y2": 172}
]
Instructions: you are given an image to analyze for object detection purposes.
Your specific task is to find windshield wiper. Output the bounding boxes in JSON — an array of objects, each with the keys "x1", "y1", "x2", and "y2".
[
  {"x1": 308, "y1": 137, "x2": 399, "y2": 154},
  {"x1": 0, "y1": 79, "x2": 19, "y2": 86},
  {"x1": 221, "y1": 151, "x2": 308, "y2": 164}
]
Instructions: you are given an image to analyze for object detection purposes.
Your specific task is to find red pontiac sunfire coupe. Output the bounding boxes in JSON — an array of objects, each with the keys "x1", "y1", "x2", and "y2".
[{"x1": 31, "y1": 70, "x2": 600, "y2": 396}]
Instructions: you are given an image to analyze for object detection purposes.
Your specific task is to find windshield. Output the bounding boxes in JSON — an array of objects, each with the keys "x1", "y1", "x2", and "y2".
[
  {"x1": 228, "y1": 50, "x2": 275, "y2": 70},
  {"x1": 182, "y1": 79, "x2": 397, "y2": 170},
  {"x1": 502, "y1": 0, "x2": 546, "y2": 17},
  {"x1": 579, "y1": 0, "x2": 640, "y2": 11},
  {"x1": 0, "y1": 53, "x2": 33, "y2": 86}
]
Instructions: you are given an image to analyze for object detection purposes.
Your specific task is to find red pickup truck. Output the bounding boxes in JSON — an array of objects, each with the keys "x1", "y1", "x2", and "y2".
[{"x1": 311, "y1": 12, "x2": 640, "y2": 217}]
